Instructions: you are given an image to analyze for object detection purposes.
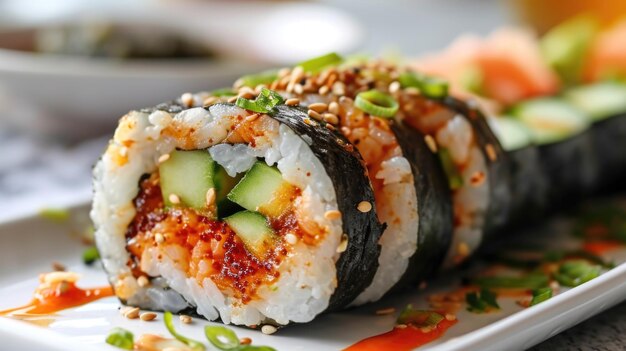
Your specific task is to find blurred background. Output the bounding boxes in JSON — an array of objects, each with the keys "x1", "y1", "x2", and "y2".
[{"x1": 0, "y1": 0, "x2": 624, "y2": 220}]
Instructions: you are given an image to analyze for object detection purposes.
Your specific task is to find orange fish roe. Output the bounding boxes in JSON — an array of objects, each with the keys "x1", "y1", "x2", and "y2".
[{"x1": 125, "y1": 174, "x2": 307, "y2": 303}]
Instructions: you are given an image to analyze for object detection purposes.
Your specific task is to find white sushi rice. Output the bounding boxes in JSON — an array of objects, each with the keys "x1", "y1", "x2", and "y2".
[
  {"x1": 91, "y1": 104, "x2": 344, "y2": 326},
  {"x1": 436, "y1": 114, "x2": 489, "y2": 267}
]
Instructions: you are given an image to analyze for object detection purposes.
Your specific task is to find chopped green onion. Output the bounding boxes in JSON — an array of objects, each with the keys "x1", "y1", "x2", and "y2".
[
  {"x1": 530, "y1": 287, "x2": 553, "y2": 306},
  {"x1": 39, "y1": 208, "x2": 70, "y2": 222},
  {"x1": 398, "y1": 72, "x2": 450, "y2": 99},
  {"x1": 354, "y1": 90, "x2": 399, "y2": 118},
  {"x1": 554, "y1": 260, "x2": 601, "y2": 287},
  {"x1": 105, "y1": 327, "x2": 134, "y2": 350},
  {"x1": 297, "y1": 52, "x2": 343, "y2": 74},
  {"x1": 466, "y1": 288, "x2": 499, "y2": 313},
  {"x1": 204, "y1": 326, "x2": 239, "y2": 350},
  {"x1": 164, "y1": 311, "x2": 206, "y2": 351},
  {"x1": 237, "y1": 70, "x2": 278, "y2": 88},
  {"x1": 397, "y1": 305, "x2": 444, "y2": 327},
  {"x1": 437, "y1": 148, "x2": 463, "y2": 190},
  {"x1": 211, "y1": 88, "x2": 237, "y2": 97},
  {"x1": 473, "y1": 273, "x2": 549, "y2": 290},
  {"x1": 82, "y1": 246, "x2": 100, "y2": 265},
  {"x1": 236, "y1": 88, "x2": 285, "y2": 113}
]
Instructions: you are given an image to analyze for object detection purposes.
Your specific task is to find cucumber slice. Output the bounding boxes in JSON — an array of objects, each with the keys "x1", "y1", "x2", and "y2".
[
  {"x1": 224, "y1": 211, "x2": 278, "y2": 259},
  {"x1": 511, "y1": 98, "x2": 590, "y2": 145},
  {"x1": 487, "y1": 116, "x2": 533, "y2": 151},
  {"x1": 437, "y1": 148, "x2": 463, "y2": 190},
  {"x1": 214, "y1": 166, "x2": 244, "y2": 218},
  {"x1": 541, "y1": 15, "x2": 598, "y2": 85},
  {"x1": 159, "y1": 150, "x2": 216, "y2": 214},
  {"x1": 227, "y1": 162, "x2": 295, "y2": 218},
  {"x1": 564, "y1": 82, "x2": 626, "y2": 121}
]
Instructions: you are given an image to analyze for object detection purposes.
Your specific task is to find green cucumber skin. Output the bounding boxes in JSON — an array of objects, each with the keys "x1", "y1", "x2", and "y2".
[
  {"x1": 159, "y1": 150, "x2": 216, "y2": 212},
  {"x1": 223, "y1": 211, "x2": 277, "y2": 259},
  {"x1": 565, "y1": 82, "x2": 626, "y2": 122}
]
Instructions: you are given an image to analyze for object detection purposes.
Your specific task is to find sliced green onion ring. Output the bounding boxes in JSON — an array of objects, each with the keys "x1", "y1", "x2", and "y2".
[
  {"x1": 236, "y1": 97, "x2": 268, "y2": 113},
  {"x1": 39, "y1": 208, "x2": 70, "y2": 222},
  {"x1": 297, "y1": 52, "x2": 343, "y2": 73},
  {"x1": 82, "y1": 246, "x2": 100, "y2": 265},
  {"x1": 204, "y1": 326, "x2": 239, "y2": 350},
  {"x1": 164, "y1": 311, "x2": 206, "y2": 351},
  {"x1": 235, "y1": 88, "x2": 285, "y2": 113},
  {"x1": 237, "y1": 70, "x2": 278, "y2": 88},
  {"x1": 554, "y1": 260, "x2": 601, "y2": 287},
  {"x1": 530, "y1": 287, "x2": 553, "y2": 306},
  {"x1": 398, "y1": 72, "x2": 450, "y2": 99},
  {"x1": 397, "y1": 305, "x2": 444, "y2": 327},
  {"x1": 354, "y1": 90, "x2": 399, "y2": 118},
  {"x1": 105, "y1": 327, "x2": 134, "y2": 350}
]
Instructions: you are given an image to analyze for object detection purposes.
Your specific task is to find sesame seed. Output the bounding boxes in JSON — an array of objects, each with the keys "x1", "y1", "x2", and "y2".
[
  {"x1": 278, "y1": 67, "x2": 291, "y2": 78},
  {"x1": 137, "y1": 275, "x2": 149, "y2": 287},
  {"x1": 290, "y1": 66, "x2": 304, "y2": 82},
  {"x1": 308, "y1": 109, "x2": 322, "y2": 121},
  {"x1": 140, "y1": 312, "x2": 157, "y2": 321},
  {"x1": 261, "y1": 325, "x2": 277, "y2": 335},
  {"x1": 303, "y1": 118, "x2": 317, "y2": 126},
  {"x1": 158, "y1": 153, "x2": 170, "y2": 163},
  {"x1": 285, "y1": 98, "x2": 300, "y2": 106},
  {"x1": 357, "y1": 201, "x2": 372, "y2": 213},
  {"x1": 245, "y1": 113, "x2": 260, "y2": 122},
  {"x1": 318, "y1": 85, "x2": 330, "y2": 95},
  {"x1": 52, "y1": 262, "x2": 66, "y2": 272},
  {"x1": 395, "y1": 324, "x2": 407, "y2": 329},
  {"x1": 424, "y1": 135, "x2": 438, "y2": 153},
  {"x1": 155, "y1": 233, "x2": 165, "y2": 244},
  {"x1": 181, "y1": 93, "x2": 194, "y2": 107},
  {"x1": 420, "y1": 327, "x2": 432, "y2": 333},
  {"x1": 445, "y1": 313, "x2": 457, "y2": 321},
  {"x1": 328, "y1": 102, "x2": 340, "y2": 115},
  {"x1": 389, "y1": 81, "x2": 401, "y2": 93},
  {"x1": 458, "y1": 242, "x2": 470, "y2": 256},
  {"x1": 203, "y1": 96, "x2": 219, "y2": 107},
  {"x1": 470, "y1": 171, "x2": 486, "y2": 186},
  {"x1": 324, "y1": 210, "x2": 342, "y2": 220},
  {"x1": 338, "y1": 96, "x2": 354, "y2": 105},
  {"x1": 550, "y1": 281, "x2": 560, "y2": 290},
  {"x1": 405, "y1": 87, "x2": 420, "y2": 96},
  {"x1": 322, "y1": 113, "x2": 339, "y2": 125},
  {"x1": 240, "y1": 337, "x2": 252, "y2": 345},
  {"x1": 284, "y1": 233, "x2": 298, "y2": 245},
  {"x1": 180, "y1": 315, "x2": 192, "y2": 324},
  {"x1": 309, "y1": 103, "x2": 328, "y2": 113},
  {"x1": 168, "y1": 194, "x2": 181, "y2": 204},
  {"x1": 119, "y1": 306, "x2": 133, "y2": 316},
  {"x1": 326, "y1": 123, "x2": 335, "y2": 131},
  {"x1": 124, "y1": 307, "x2": 140, "y2": 319},
  {"x1": 294, "y1": 84, "x2": 304, "y2": 95},
  {"x1": 336, "y1": 234, "x2": 349, "y2": 253},
  {"x1": 286, "y1": 82, "x2": 295, "y2": 94},
  {"x1": 340, "y1": 126, "x2": 351, "y2": 136},
  {"x1": 375, "y1": 307, "x2": 396, "y2": 315},
  {"x1": 332, "y1": 82, "x2": 346, "y2": 96},
  {"x1": 485, "y1": 143, "x2": 497, "y2": 162},
  {"x1": 227, "y1": 96, "x2": 238, "y2": 103},
  {"x1": 206, "y1": 188, "x2": 216, "y2": 206}
]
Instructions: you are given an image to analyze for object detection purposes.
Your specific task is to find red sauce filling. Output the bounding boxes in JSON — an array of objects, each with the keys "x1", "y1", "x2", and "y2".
[
  {"x1": 0, "y1": 281, "x2": 113, "y2": 316},
  {"x1": 344, "y1": 318, "x2": 458, "y2": 351},
  {"x1": 125, "y1": 175, "x2": 305, "y2": 303}
]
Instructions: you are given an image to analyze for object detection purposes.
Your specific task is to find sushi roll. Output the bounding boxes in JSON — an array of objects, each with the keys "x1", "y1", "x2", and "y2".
[{"x1": 91, "y1": 97, "x2": 385, "y2": 326}]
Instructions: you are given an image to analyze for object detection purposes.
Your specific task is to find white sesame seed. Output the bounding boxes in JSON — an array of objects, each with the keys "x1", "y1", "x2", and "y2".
[
  {"x1": 328, "y1": 102, "x2": 340, "y2": 115},
  {"x1": 424, "y1": 135, "x2": 438, "y2": 153},
  {"x1": 140, "y1": 312, "x2": 157, "y2": 321},
  {"x1": 119, "y1": 306, "x2": 133, "y2": 316},
  {"x1": 332, "y1": 82, "x2": 346, "y2": 96},
  {"x1": 357, "y1": 201, "x2": 372, "y2": 213},
  {"x1": 420, "y1": 326, "x2": 432, "y2": 333},
  {"x1": 307, "y1": 109, "x2": 322, "y2": 121},
  {"x1": 206, "y1": 188, "x2": 216, "y2": 206},
  {"x1": 294, "y1": 84, "x2": 304, "y2": 95},
  {"x1": 168, "y1": 194, "x2": 181, "y2": 205},
  {"x1": 137, "y1": 276, "x2": 149, "y2": 287},
  {"x1": 308, "y1": 103, "x2": 328, "y2": 113},
  {"x1": 395, "y1": 324, "x2": 407, "y2": 329},
  {"x1": 181, "y1": 93, "x2": 194, "y2": 107},
  {"x1": 158, "y1": 153, "x2": 170, "y2": 164},
  {"x1": 336, "y1": 234, "x2": 349, "y2": 253},
  {"x1": 261, "y1": 325, "x2": 277, "y2": 335},
  {"x1": 245, "y1": 113, "x2": 260, "y2": 122},
  {"x1": 324, "y1": 210, "x2": 342, "y2": 220},
  {"x1": 321, "y1": 113, "x2": 338, "y2": 125},
  {"x1": 318, "y1": 85, "x2": 330, "y2": 95},
  {"x1": 285, "y1": 98, "x2": 300, "y2": 106},
  {"x1": 155, "y1": 233, "x2": 165, "y2": 244},
  {"x1": 375, "y1": 307, "x2": 396, "y2": 315},
  {"x1": 119, "y1": 146, "x2": 128, "y2": 158},
  {"x1": 445, "y1": 313, "x2": 457, "y2": 321},
  {"x1": 203, "y1": 96, "x2": 219, "y2": 107},
  {"x1": 124, "y1": 307, "x2": 140, "y2": 319},
  {"x1": 485, "y1": 144, "x2": 497, "y2": 162},
  {"x1": 389, "y1": 81, "x2": 401, "y2": 93},
  {"x1": 284, "y1": 233, "x2": 297, "y2": 245},
  {"x1": 180, "y1": 315, "x2": 192, "y2": 324}
]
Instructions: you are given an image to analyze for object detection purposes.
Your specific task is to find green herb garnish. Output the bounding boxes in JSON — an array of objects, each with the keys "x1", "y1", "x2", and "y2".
[
  {"x1": 466, "y1": 288, "x2": 500, "y2": 313},
  {"x1": 297, "y1": 52, "x2": 343, "y2": 74},
  {"x1": 554, "y1": 260, "x2": 601, "y2": 287},
  {"x1": 39, "y1": 208, "x2": 70, "y2": 222},
  {"x1": 354, "y1": 90, "x2": 399, "y2": 118},
  {"x1": 236, "y1": 88, "x2": 284, "y2": 113},
  {"x1": 530, "y1": 287, "x2": 553, "y2": 306},
  {"x1": 397, "y1": 305, "x2": 444, "y2": 327},
  {"x1": 211, "y1": 88, "x2": 237, "y2": 97},
  {"x1": 236, "y1": 70, "x2": 278, "y2": 88},
  {"x1": 82, "y1": 246, "x2": 100, "y2": 265},
  {"x1": 164, "y1": 311, "x2": 206, "y2": 351},
  {"x1": 398, "y1": 72, "x2": 449, "y2": 99},
  {"x1": 473, "y1": 273, "x2": 549, "y2": 290},
  {"x1": 438, "y1": 148, "x2": 463, "y2": 190},
  {"x1": 204, "y1": 325, "x2": 277, "y2": 351},
  {"x1": 105, "y1": 327, "x2": 134, "y2": 350}
]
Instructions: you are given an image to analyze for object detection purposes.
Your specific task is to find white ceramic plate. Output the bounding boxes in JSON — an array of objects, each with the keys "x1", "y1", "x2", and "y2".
[{"x1": 0, "y1": 203, "x2": 625, "y2": 351}]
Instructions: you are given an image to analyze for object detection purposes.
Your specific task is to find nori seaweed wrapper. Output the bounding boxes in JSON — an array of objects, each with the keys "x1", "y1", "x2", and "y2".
[
  {"x1": 441, "y1": 97, "x2": 513, "y2": 237},
  {"x1": 268, "y1": 105, "x2": 385, "y2": 311},
  {"x1": 590, "y1": 114, "x2": 626, "y2": 193},
  {"x1": 390, "y1": 122, "x2": 453, "y2": 290}
]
